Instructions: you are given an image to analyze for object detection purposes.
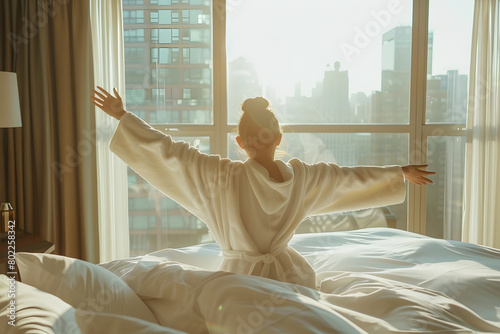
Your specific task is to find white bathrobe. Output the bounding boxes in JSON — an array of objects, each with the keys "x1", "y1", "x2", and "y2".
[{"x1": 110, "y1": 112, "x2": 406, "y2": 289}]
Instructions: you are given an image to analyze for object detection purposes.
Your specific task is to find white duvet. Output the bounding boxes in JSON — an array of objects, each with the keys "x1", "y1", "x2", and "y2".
[
  {"x1": 97, "y1": 228, "x2": 500, "y2": 334},
  {"x1": 2, "y1": 228, "x2": 499, "y2": 333}
]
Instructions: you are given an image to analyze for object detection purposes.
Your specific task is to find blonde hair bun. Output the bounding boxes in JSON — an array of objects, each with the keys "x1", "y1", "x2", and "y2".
[{"x1": 241, "y1": 97, "x2": 270, "y2": 113}]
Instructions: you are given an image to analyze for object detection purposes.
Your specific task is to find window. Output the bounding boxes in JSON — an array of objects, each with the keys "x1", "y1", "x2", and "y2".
[
  {"x1": 182, "y1": 28, "x2": 210, "y2": 43},
  {"x1": 125, "y1": 68, "x2": 148, "y2": 84},
  {"x1": 151, "y1": 47, "x2": 180, "y2": 64},
  {"x1": 183, "y1": 68, "x2": 211, "y2": 84},
  {"x1": 150, "y1": 0, "x2": 176, "y2": 5},
  {"x1": 124, "y1": 29, "x2": 145, "y2": 43},
  {"x1": 182, "y1": 9, "x2": 210, "y2": 24},
  {"x1": 123, "y1": 0, "x2": 144, "y2": 5},
  {"x1": 151, "y1": 28, "x2": 180, "y2": 43},
  {"x1": 182, "y1": 48, "x2": 211, "y2": 64},
  {"x1": 123, "y1": 10, "x2": 144, "y2": 24},
  {"x1": 121, "y1": 0, "x2": 474, "y2": 254},
  {"x1": 226, "y1": 0, "x2": 415, "y2": 231},
  {"x1": 124, "y1": 47, "x2": 146, "y2": 63},
  {"x1": 125, "y1": 89, "x2": 146, "y2": 105},
  {"x1": 151, "y1": 68, "x2": 180, "y2": 84},
  {"x1": 150, "y1": 10, "x2": 180, "y2": 24}
]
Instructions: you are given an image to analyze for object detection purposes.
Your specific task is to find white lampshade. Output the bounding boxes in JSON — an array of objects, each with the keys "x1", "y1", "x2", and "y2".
[{"x1": 0, "y1": 71, "x2": 22, "y2": 128}]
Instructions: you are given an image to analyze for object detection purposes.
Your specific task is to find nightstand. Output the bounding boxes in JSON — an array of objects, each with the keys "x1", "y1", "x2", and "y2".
[{"x1": 0, "y1": 230, "x2": 55, "y2": 275}]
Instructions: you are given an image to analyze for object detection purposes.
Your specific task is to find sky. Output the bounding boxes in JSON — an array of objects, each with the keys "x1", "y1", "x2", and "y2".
[{"x1": 226, "y1": 0, "x2": 474, "y2": 99}]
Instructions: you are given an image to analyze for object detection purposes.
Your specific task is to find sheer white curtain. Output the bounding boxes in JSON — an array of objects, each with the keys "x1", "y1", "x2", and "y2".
[
  {"x1": 90, "y1": 0, "x2": 130, "y2": 262},
  {"x1": 463, "y1": 0, "x2": 500, "y2": 248}
]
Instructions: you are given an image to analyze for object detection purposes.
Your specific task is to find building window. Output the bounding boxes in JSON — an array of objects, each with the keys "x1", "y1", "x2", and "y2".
[
  {"x1": 150, "y1": 10, "x2": 180, "y2": 24},
  {"x1": 182, "y1": 47, "x2": 210, "y2": 64},
  {"x1": 182, "y1": 9, "x2": 209, "y2": 24},
  {"x1": 124, "y1": 29, "x2": 145, "y2": 43},
  {"x1": 151, "y1": 68, "x2": 180, "y2": 84},
  {"x1": 150, "y1": 0, "x2": 175, "y2": 5},
  {"x1": 124, "y1": 47, "x2": 146, "y2": 63},
  {"x1": 151, "y1": 47, "x2": 180, "y2": 64},
  {"x1": 182, "y1": 68, "x2": 211, "y2": 85},
  {"x1": 123, "y1": 0, "x2": 144, "y2": 5},
  {"x1": 123, "y1": 10, "x2": 144, "y2": 24},
  {"x1": 181, "y1": 28, "x2": 210, "y2": 43},
  {"x1": 151, "y1": 28, "x2": 180, "y2": 43}
]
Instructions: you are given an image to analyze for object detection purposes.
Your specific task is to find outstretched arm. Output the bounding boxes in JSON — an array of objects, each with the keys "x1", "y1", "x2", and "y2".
[
  {"x1": 401, "y1": 165, "x2": 436, "y2": 185},
  {"x1": 91, "y1": 86, "x2": 127, "y2": 120},
  {"x1": 300, "y1": 162, "x2": 435, "y2": 216},
  {"x1": 90, "y1": 86, "x2": 232, "y2": 226}
]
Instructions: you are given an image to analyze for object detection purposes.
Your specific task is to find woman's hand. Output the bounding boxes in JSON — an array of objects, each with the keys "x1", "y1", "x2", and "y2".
[
  {"x1": 402, "y1": 165, "x2": 436, "y2": 185},
  {"x1": 91, "y1": 86, "x2": 127, "y2": 120}
]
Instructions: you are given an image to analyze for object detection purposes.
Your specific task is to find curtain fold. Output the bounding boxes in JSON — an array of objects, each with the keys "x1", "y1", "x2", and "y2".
[
  {"x1": 0, "y1": 0, "x2": 99, "y2": 262},
  {"x1": 462, "y1": 0, "x2": 500, "y2": 248},
  {"x1": 90, "y1": 0, "x2": 130, "y2": 262}
]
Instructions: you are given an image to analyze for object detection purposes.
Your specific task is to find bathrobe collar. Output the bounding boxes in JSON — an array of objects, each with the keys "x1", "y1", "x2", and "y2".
[{"x1": 243, "y1": 159, "x2": 294, "y2": 214}]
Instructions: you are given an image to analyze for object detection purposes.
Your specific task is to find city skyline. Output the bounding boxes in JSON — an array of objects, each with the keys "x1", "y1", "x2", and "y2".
[
  {"x1": 227, "y1": 0, "x2": 473, "y2": 99},
  {"x1": 228, "y1": 25, "x2": 468, "y2": 126}
]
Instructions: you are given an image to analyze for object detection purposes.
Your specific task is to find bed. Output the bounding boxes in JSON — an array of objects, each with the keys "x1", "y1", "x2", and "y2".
[{"x1": 1, "y1": 227, "x2": 500, "y2": 333}]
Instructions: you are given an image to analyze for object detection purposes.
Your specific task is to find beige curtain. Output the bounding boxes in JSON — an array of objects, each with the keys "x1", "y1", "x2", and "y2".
[
  {"x1": 462, "y1": 0, "x2": 500, "y2": 248},
  {"x1": 90, "y1": 0, "x2": 130, "y2": 262},
  {"x1": 0, "y1": 0, "x2": 99, "y2": 262}
]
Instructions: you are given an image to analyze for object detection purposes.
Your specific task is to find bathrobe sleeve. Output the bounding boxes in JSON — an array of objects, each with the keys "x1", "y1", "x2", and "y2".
[
  {"x1": 109, "y1": 112, "x2": 230, "y2": 222},
  {"x1": 291, "y1": 159, "x2": 406, "y2": 216}
]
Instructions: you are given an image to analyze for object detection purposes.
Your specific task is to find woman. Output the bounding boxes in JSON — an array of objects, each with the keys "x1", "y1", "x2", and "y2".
[{"x1": 92, "y1": 86, "x2": 435, "y2": 289}]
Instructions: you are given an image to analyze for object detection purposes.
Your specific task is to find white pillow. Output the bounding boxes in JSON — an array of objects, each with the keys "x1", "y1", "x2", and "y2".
[
  {"x1": 15, "y1": 253, "x2": 157, "y2": 325},
  {"x1": 0, "y1": 274, "x2": 80, "y2": 334},
  {"x1": 75, "y1": 309, "x2": 188, "y2": 334}
]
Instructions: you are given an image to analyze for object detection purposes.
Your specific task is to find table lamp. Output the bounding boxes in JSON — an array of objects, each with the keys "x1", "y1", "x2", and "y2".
[
  {"x1": 0, "y1": 71, "x2": 22, "y2": 238},
  {"x1": 0, "y1": 71, "x2": 22, "y2": 128}
]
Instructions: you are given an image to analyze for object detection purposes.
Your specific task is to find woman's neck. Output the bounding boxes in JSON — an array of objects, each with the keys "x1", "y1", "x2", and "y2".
[
  {"x1": 249, "y1": 148, "x2": 275, "y2": 166},
  {"x1": 251, "y1": 153, "x2": 284, "y2": 182}
]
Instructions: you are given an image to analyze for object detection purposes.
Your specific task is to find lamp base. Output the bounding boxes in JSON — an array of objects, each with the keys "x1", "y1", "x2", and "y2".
[{"x1": 1, "y1": 203, "x2": 16, "y2": 239}]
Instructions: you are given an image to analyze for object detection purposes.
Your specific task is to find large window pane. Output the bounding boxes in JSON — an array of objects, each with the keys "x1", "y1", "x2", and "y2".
[
  {"x1": 128, "y1": 137, "x2": 211, "y2": 256},
  {"x1": 226, "y1": 0, "x2": 413, "y2": 124},
  {"x1": 118, "y1": 0, "x2": 473, "y2": 255},
  {"x1": 425, "y1": 0, "x2": 474, "y2": 124},
  {"x1": 426, "y1": 136, "x2": 466, "y2": 240},
  {"x1": 228, "y1": 132, "x2": 409, "y2": 231},
  {"x1": 423, "y1": 0, "x2": 471, "y2": 241}
]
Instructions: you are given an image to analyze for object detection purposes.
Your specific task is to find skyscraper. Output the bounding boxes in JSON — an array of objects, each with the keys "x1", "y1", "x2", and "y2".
[
  {"x1": 322, "y1": 61, "x2": 350, "y2": 123},
  {"x1": 123, "y1": 0, "x2": 213, "y2": 255},
  {"x1": 379, "y1": 26, "x2": 412, "y2": 124},
  {"x1": 123, "y1": 0, "x2": 212, "y2": 125}
]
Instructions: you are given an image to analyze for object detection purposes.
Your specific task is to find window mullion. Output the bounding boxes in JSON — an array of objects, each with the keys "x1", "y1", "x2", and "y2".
[
  {"x1": 212, "y1": 0, "x2": 227, "y2": 156},
  {"x1": 409, "y1": 0, "x2": 430, "y2": 234},
  {"x1": 279, "y1": 124, "x2": 411, "y2": 134}
]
